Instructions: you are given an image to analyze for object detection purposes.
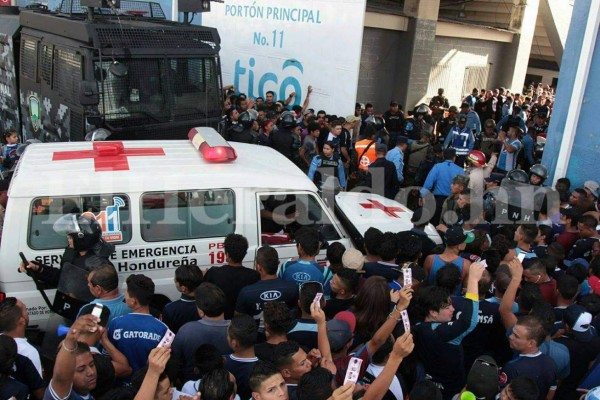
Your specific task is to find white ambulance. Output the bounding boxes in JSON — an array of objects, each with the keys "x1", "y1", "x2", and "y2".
[{"x1": 0, "y1": 128, "x2": 441, "y2": 327}]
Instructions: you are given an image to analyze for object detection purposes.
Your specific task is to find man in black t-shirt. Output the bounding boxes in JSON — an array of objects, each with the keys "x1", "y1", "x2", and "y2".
[
  {"x1": 555, "y1": 305, "x2": 600, "y2": 400},
  {"x1": 204, "y1": 234, "x2": 260, "y2": 319},
  {"x1": 324, "y1": 268, "x2": 358, "y2": 319},
  {"x1": 236, "y1": 246, "x2": 298, "y2": 320},
  {"x1": 500, "y1": 315, "x2": 558, "y2": 400}
]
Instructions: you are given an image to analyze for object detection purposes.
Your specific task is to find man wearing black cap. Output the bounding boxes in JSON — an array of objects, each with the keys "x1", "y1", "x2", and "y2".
[
  {"x1": 459, "y1": 102, "x2": 481, "y2": 138},
  {"x1": 369, "y1": 143, "x2": 399, "y2": 199},
  {"x1": 420, "y1": 148, "x2": 465, "y2": 225},
  {"x1": 554, "y1": 305, "x2": 600, "y2": 400},
  {"x1": 496, "y1": 106, "x2": 527, "y2": 134},
  {"x1": 443, "y1": 114, "x2": 475, "y2": 168},
  {"x1": 383, "y1": 101, "x2": 405, "y2": 148}
]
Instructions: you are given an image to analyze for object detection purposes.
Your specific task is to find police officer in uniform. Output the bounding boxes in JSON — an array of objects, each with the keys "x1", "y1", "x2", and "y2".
[
  {"x1": 307, "y1": 140, "x2": 346, "y2": 193},
  {"x1": 20, "y1": 214, "x2": 114, "y2": 292},
  {"x1": 404, "y1": 104, "x2": 433, "y2": 142},
  {"x1": 271, "y1": 111, "x2": 300, "y2": 165},
  {"x1": 228, "y1": 110, "x2": 258, "y2": 144},
  {"x1": 529, "y1": 164, "x2": 548, "y2": 187},
  {"x1": 444, "y1": 115, "x2": 475, "y2": 168},
  {"x1": 19, "y1": 214, "x2": 114, "y2": 357}
]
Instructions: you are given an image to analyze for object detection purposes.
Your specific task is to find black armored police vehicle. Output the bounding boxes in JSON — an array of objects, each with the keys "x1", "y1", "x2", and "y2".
[{"x1": 0, "y1": 0, "x2": 222, "y2": 141}]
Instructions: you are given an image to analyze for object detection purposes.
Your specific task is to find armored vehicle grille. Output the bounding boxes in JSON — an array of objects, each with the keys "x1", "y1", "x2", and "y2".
[{"x1": 95, "y1": 27, "x2": 218, "y2": 49}]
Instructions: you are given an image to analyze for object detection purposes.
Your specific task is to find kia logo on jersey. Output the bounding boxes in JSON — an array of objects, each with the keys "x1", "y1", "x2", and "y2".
[
  {"x1": 292, "y1": 272, "x2": 311, "y2": 282},
  {"x1": 260, "y1": 290, "x2": 282, "y2": 301}
]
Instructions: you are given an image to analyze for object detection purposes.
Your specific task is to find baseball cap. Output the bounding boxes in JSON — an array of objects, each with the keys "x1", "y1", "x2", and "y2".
[
  {"x1": 485, "y1": 173, "x2": 503, "y2": 185},
  {"x1": 375, "y1": 143, "x2": 388, "y2": 153},
  {"x1": 333, "y1": 311, "x2": 356, "y2": 333},
  {"x1": 342, "y1": 248, "x2": 365, "y2": 272},
  {"x1": 446, "y1": 227, "x2": 475, "y2": 247},
  {"x1": 390, "y1": 101, "x2": 399, "y2": 106},
  {"x1": 460, "y1": 102, "x2": 470, "y2": 109},
  {"x1": 564, "y1": 304, "x2": 596, "y2": 342},
  {"x1": 326, "y1": 315, "x2": 354, "y2": 352},
  {"x1": 563, "y1": 257, "x2": 590, "y2": 268},
  {"x1": 484, "y1": 119, "x2": 495, "y2": 128},
  {"x1": 584, "y1": 180, "x2": 600, "y2": 198},
  {"x1": 466, "y1": 356, "x2": 499, "y2": 400},
  {"x1": 345, "y1": 115, "x2": 360, "y2": 124},
  {"x1": 79, "y1": 303, "x2": 111, "y2": 327}
]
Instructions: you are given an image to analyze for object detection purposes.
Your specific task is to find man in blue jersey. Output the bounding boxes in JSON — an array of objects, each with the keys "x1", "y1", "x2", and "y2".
[
  {"x1": 496, "y1": 126, "x2": 522, "y2": 174},
  {"x1": 278, "y1": 227, "x2": 333, "y2": 295},
  {"x1": 106, "y1": 274, "x2": 168, "y2": 375}
]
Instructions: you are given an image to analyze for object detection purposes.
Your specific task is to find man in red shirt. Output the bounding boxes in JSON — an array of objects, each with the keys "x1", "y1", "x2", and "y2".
[
  {"x1": 556, "y1": 208, "x2": 581, "y2": 255},
  {"x1": 522, "y1": 259, "x2": 557, "y2": 306}
]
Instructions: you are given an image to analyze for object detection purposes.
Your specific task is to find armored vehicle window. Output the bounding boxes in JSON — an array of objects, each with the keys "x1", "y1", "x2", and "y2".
[
  {"x1": 28, "y1": 194, "x2": 132, "y2": 250},
  {"x1": 53, "y1": 47, "x2": 81, "y2": 99},
  {"x1": 141, "y1": 189, "x2": 235, "y2": 242},
  {"x1": 20, "y1": 38, "x2": 38, "y2": 81}
]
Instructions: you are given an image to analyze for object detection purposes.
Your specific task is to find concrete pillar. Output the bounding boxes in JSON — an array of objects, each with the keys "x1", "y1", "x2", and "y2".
[
  {"x1": 498, "y1": 0, "x2": 540, "y2": 93},
  {"x1": 393, "y1": 0, "x2": 439, "y2": 110},
  {"x1": 539, "y1": 0, "x2": 573, "y2": 65}
]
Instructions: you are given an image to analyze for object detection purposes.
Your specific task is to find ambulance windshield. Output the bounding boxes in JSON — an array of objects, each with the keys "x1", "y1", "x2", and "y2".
[{"x1": 95, "y1": 57, "x2": 221, "y2": 127}]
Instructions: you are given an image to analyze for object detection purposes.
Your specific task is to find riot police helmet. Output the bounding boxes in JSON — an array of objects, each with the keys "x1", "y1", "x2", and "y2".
[
  {"x1": 529, "y1": 163, "x2": 548, "y2": 184},
  {"x1": 279, "y1": 111, "x2": 296, "y2": 129},
  {"x1": 53, "y1": 214, "x2": 103, "y2": 251},
  {"x1": 365, "y1": 115, "x2": 385, "y2": 131},
  {"x1": 415, "y1": 104, "x2": 431, "y2": 115},
  {"x1": 506, "y1": 169, "x2": 529, "y2": 184},
  {"x1": 238, "y1": 110, "x2": 256, "y2": 129}
]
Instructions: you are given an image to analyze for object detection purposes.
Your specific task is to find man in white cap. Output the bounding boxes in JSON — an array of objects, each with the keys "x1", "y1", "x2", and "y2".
[{"x1": 584, "y1": 180, "x2": 599, "y2": 201}]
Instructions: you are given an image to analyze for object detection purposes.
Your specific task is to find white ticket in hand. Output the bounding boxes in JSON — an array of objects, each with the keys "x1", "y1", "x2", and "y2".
[
  {"x1": 403, "y1": 267, "x2": 412, "y2": 287},
  {"x1": 401, "y1": 310, "x2": 410, "y2": 333},
  {"x1": 313, "y1": 293, "x2": 323, "y2": 308},
  {"x1": 343, "y1": 357, "x2": 363, "y2": 385},
  {"x1": 157, "y1": 329, "x2": 175, "y2": 348}
]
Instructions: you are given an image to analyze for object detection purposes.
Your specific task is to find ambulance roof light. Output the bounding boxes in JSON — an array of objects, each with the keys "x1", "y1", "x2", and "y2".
[{"x1": 188, "y1": 127, "x2": 237, "y2": 162}]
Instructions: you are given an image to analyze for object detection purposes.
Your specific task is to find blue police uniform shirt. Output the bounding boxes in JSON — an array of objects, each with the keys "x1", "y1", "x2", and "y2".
[
  {"x1": 443, "y1": 127, "x2": 474, "y2": 156},
  {"x1": 107, "y1": 313, "x2": 168, "y2": 373},
  {"x1": 385, "y1": 147, "x2": 405, "y2": 182},
  {"x1": 419, "y1": 161, "x2": 465, "y2": 197}
]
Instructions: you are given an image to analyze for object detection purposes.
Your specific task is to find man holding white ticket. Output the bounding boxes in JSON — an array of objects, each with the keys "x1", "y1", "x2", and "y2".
[{"x1": 412, "y1": 262, "x2": 486, "y2": 400}]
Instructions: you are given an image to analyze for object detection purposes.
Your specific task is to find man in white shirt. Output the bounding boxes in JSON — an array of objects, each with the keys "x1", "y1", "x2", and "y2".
[{"x1": 0, "y1": 297, "x2": 43, "y2": 376}]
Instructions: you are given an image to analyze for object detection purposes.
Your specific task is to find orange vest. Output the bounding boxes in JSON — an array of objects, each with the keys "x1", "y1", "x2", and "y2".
[{"x1": 355, "y1": 140, "x2": 377, "y2": 170}]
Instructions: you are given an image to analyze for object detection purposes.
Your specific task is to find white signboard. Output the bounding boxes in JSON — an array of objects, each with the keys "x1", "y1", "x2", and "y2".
[{"x1": 202, "y1": 0, "x2": 366, "y2": 116}]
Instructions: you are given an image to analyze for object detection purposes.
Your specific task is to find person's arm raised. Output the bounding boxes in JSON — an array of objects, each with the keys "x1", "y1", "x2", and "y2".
[{"x1": 499, "y1": 258, "x2": 523, "y2": 330}]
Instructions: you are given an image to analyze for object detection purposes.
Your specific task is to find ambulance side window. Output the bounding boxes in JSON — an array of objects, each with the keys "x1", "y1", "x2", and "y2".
[
  {"x1": 141, "y1": 189, "x2": 235, "y2": 242},
  {"x1": 259, "y1": 193, "x2": 340, "y2": 245},
  {"x1": 28, "y1": 194, "x2": 132, "y2": 250}
]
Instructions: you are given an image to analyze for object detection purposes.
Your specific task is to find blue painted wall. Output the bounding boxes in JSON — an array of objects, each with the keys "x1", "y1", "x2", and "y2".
[{"x1": 543, "y1": 0, "x2": 600, "y2": 187}]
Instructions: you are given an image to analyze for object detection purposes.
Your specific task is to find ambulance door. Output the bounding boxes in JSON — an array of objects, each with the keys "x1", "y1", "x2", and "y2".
[{"x1": 255, "y1": 191, "x2": 350, "y2": 264}]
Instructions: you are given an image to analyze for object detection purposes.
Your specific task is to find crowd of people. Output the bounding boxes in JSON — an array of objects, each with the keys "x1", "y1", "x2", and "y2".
[{"x1": 3, "y1": 82, "x2": 600, "y2": 400}]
